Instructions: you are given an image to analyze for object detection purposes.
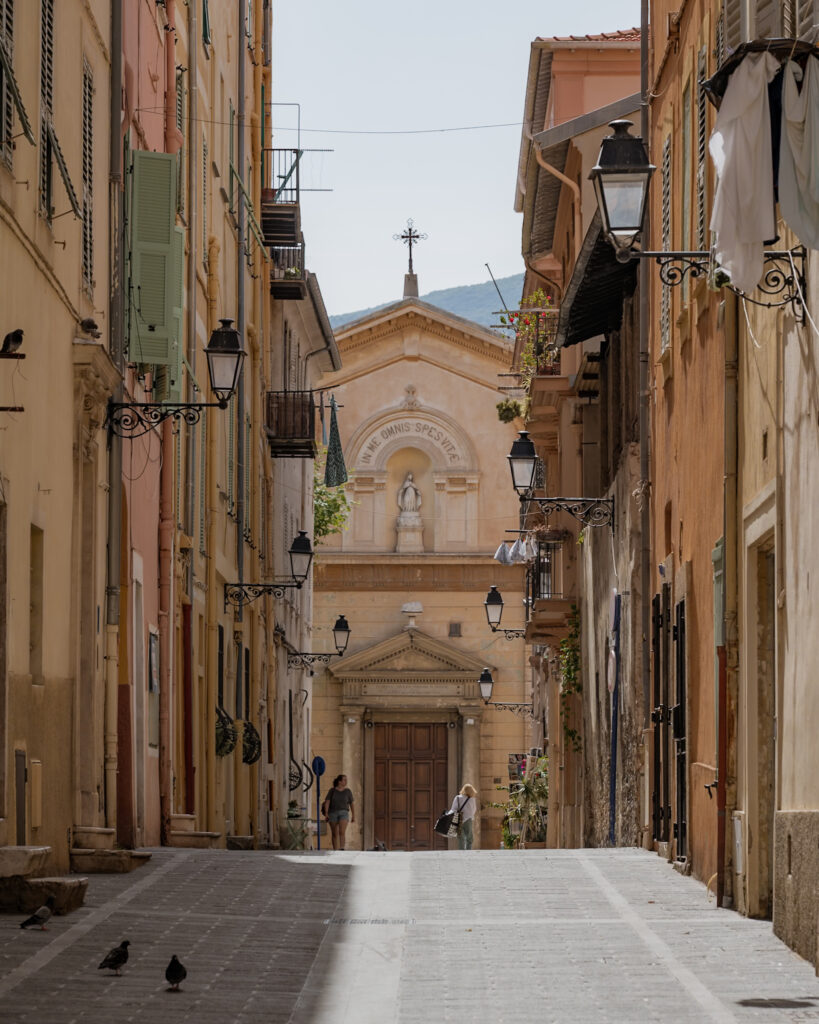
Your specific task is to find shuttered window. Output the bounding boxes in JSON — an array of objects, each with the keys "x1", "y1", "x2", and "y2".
[
  {"x1": 227, "y1": 395, "x2": 235, "y2": 516},
  {"x1": 715, "y1": 11, "x2": 726, "y2": 67},
  {"x1": 127, "y1": 150, "x2": 179, "y2": 366},
  {"x1": 723, "y1": 0, "x2": 741, "y2": 50},
  {"x1": 244, "y1": 414, "x2": 252, "y2": 542},
  {"x1": 202, "y1": 0, "x2": 211, "y2": 46},
  {"x1": 797, "y1": 0, "x2": 817, "y2": 35},
  {"x1": 202, "y1": 134, "x2": 208, "y2": 267},
  {"x1": 0, "y1": 0, "x2": 14, "y2": 165},
  {"x1": 198, "y1": 420, "x2": 207, "y2": 553},
  {"x1": 38, "y1": 0, "x2": 54, "y2": 216},
  {"x1": 82, "y1": 61, "x2": 93, "y2": 292},
  {"x1": 661, "y1": 135, "x2": 672, "y2": 353},
  {"x1": 696, "y1": 47, "x2": 708, "y2": 252},
  {"x1": 176, "y1": 71, "x2": 186, "y2": 217},
  {"x1": 753, "y1": 0, "x2": 783, "y2": 37},
  {"x1": 681, "y1": 83, "x2": 692, "y2": 302}
]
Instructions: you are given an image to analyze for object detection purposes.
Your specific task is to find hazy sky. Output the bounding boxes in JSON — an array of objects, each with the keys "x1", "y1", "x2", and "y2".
[{"x1": 272, "y1": 2, "x2": 640, "y2": 316}]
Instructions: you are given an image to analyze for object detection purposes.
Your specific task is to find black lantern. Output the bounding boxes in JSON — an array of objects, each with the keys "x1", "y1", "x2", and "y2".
[
  {"x1": 288, "y1": 531, "x2": 314, "y2": 583},
  {"x1": 589, "y1": 120, "x2": 655, "y2": 260},
  {"x1": 484, "y1": 586, "x2": 504, "y2": 630},
  {"x1": 206, "y1": 318, "x2": 246, "y2": 407},
  {"x1": 479, "y1": 667, "x2": 494, "y2": 702},
  {"x1": 508, "y1": 430, "x2": 538, "y2": 496},
  {"x1": 332, "y1": 614, "x2": 351, "y2": 655}
]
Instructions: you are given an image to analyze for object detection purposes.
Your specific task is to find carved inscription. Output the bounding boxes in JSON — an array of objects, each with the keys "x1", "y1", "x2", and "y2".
[{"x1": 358, "y1": 418, "x2": 463, "y2": 466}]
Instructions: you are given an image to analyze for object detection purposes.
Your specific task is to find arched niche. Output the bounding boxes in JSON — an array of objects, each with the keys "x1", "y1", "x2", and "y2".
[{"x1": 342, "y1": 405, "x2": 480, "y2": 553}]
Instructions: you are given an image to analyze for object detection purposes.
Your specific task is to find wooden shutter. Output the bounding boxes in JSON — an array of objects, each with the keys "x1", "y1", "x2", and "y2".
[
  {"x1": 202, "y1": 0, "x2": 211, "y2": 45},
  {"x1": 696, "y1": 47, "x2": 708, "y2": 251},
  {"x1": 797, "y1": 0, "x2": 817, "y2": 35},
  {"x1": 198, "y1": 420, "x2": 206, "y2": 553},
  {"x1": 661, "y1": 135, "x2": 672, "y2": 352},
  {"x1": 244, "y1": 413, "x2": 252, "y2": 540},
  {"x1": 176, "y1": 71, "x2": 186, "y2": 216},
  {"x1": 227, "y1": 395, "x2": 235, "y2": 514},
  {"x1": 202, "y1": 134, "x2": 208, "y2": 265},
  {"x1": 128, "y1": 150, "x2": 178, "y2": 365},
  {"x1": 167, "y1": 225, "x2": 185, "y2": 400},
  {"x1": 82, "y1": 62, "x2": 93, "y2": 290},
  {"x1": 723, "y1": 0, "x2": 742, "y2": 48},
  {"x1": 754, "y1": 0, "x2": 783, "y2": 37}
]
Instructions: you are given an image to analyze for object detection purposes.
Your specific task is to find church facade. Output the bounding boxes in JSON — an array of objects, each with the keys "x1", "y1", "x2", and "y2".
[{"x1": 310, "y1": 292, "x2": 529, "y2": 850}]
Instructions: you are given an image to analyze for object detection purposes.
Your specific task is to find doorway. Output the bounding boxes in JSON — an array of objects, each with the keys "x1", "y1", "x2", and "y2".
[
  {"x1": 673, "y1": 598, "x2": 687, "y2": 862},
  {"x1": 374, "y1": 723, "x2": 448, "y2": 850},
  {"x1": 755, "y1": 546, "x2": 776, "y2": 917}
]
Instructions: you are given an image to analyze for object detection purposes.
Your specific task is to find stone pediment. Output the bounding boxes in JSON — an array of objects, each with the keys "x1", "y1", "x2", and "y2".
[{"x1": 330, "y1": 628, "x2": 491, "y2": 681}]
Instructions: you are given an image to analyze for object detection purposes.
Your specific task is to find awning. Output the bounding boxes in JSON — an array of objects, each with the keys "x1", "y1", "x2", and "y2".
[{"x1": 555, "y1": 211, "x2": 637, "y2": 349}]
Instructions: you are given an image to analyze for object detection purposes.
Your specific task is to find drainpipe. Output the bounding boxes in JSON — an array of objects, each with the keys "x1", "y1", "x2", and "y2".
[
  {"x1": 721, "y1": 292, "x2": 739, "y2": 907},
  {"x1": 104, "y1": 0, "x2": 124, "y2": 833},
  {"x1": 205, "y1": 240, "x2": 220, "y2": 833},
  {"x1": 534, "y1": 147, "x2": 582, "y2": 262},
  {"x1": 236, "y1": 0, "x2": 246, "y2": 627}
]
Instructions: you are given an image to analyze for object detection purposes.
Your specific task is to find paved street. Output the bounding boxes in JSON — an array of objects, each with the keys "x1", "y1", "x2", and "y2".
[{"x1": 1, "y1": 847, "x2": 817, "y2": 1023}]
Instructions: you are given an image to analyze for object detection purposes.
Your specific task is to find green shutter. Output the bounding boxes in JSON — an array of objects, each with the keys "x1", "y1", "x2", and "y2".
[
  {"x1": 127, "y1": 150, "x2": 177, "y2": 366},
  {"x1": 166, "y1": 225, "x2": 185, "y2": 401},
  {"x1": 202, "y1": 0, "x2": 211, "y2": 45}
]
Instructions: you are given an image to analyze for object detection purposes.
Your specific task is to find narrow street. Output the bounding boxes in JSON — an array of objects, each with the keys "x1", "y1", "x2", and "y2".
[{"x1": 1, "y1": 848, "x2": 817, "y2": 1024}]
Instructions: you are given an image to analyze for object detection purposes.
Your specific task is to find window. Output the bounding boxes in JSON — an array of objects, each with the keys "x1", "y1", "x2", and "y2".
[
  {"x1": 681, "y1": 83, "x2": 692, "y2": 302},
  {"x1": 217, "y1": 623, "x2": 224, "y2": 706},
  {"x1": 0, "y1": 0, "x2": 34, "y2": 164},
  {"x1": 244, "y1": 414, "x2": 251, "y2": 541},
  {"x1": 202, "y1": 0, "x2": 211, "y2": 46},
  {"x1": 202, "y1": 134, "x2": 208, "y2": 265},
  {"x1": 448, "y1": 623, "x2": 462, "y2": 638},
  {"x1": 227, "y1": 395, "x2": 235, "y2": 516},
  {"x1": 38, "y1": 0, "x2": 54, "y2": 217},
  {"x1": 175, "y1": 71, "x2": 186, "y2": 216},
  {"x1": 198, "y1": 419, "x2": 207, "y2": 554},
  {"x1": 81, "y1": 61, "x2": 93, "y2": 292},
  {"x1": 244, "y1": 647, "x2": 250, "y2": 721},
  {"x1": 29, "y1": 526, "x2": 43, "y2": 684},
  {"x1": 660, "y1": 135, "x2": 672, "y2": 352}
]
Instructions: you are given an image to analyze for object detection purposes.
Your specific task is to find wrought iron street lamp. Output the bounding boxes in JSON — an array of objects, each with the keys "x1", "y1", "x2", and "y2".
[
  {"x1": 507, "y1": 431, "x2": 614, "y2": 530},
  {"x1": 225, "y1": 531, "x2": 315, "y2": 609},
  {"x1": 478, "y1": 667, "x2": 534, "y2": 720},
  {"x1": 484, "y1": 586, "x2": 526, "y2": 640},
  {"x1": 589, "y1": 120, "x2": 805, "y2": 316},
  {"x1": 107, "y1": 318, "x2": 246, "y2": 438},
  {"x1": 287, "y1": 614, "x2": 351, "y2": 669}
]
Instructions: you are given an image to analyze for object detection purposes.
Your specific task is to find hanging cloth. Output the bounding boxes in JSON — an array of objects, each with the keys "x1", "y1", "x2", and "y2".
[
  {"x1": 493, "y1": 542, "x2": 513, "y2": 565},
  {"x1": 323, "y1": 395, "x2": 348, "y2": 487},
  {"x1": 319, "y1": 391, "x2": 328, "y2": 446},
  {"x1": 709, "y1": 51, "x2": 780, "y2": 295},
  {"x1": 509, "y1": 537, "x2": 527, "y2": 563},
  {"x1": 779, "y1": 57, "x2": 819, "y2": 251}
]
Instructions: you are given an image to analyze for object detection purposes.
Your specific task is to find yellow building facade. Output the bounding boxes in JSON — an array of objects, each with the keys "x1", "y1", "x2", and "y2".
[{"x1": 311, "y1": 295, "x2": 529, "y2": 851}]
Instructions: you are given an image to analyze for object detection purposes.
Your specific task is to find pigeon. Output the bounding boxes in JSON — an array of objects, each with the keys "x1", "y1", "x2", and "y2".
[
  {"x1": 165, "y1": 954, "x2": 187, "y2": 991},
  {"x1": 1, "y1": 328, "x2": 23, "y2": 354},
  {"x1": 98, "y1": 940, "x2": 130, "y2": 975},
  {"x1": 79, "y1": 318, "x2": 101, "y2": 339},
  {"x1": 20, "y1": 895, "x2": 56, "y2": 930}
]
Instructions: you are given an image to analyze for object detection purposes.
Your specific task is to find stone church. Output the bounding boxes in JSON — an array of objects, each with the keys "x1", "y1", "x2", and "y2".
[{"x1": 309, "y1": 272, "x2": 529, "y2": 850}]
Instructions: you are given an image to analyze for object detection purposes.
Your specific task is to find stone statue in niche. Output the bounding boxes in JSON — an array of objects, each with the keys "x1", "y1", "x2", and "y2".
[
  {"x1": 396, "y1": 471, "x2": 424, "y2": 552},
  {"x1": 397, "y1": 472, "x2": 422, "y2": 514}
]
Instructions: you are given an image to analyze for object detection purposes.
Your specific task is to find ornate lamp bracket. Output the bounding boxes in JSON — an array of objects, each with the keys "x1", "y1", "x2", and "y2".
[
  {"x1": 287, "y1": 652, "x2": 338, "y2": 670},
  {"x1": 639, "y1": 247, "x2": 806, "y2": 321},
  {"x1": 491, "y1": 627, "x2": 527, "y2": 641},
  {"x1": 224, "y1": 581, "x2": 302, "y2": 611},
  {"x1": 524, "y1": 495, "x2": 615, "y2": 530},
  {"x1": 107, "y1": 400, "x2": 224, "y2": 439}
]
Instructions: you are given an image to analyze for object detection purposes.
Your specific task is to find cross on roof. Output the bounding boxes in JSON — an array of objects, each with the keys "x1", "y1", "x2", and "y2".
[{"x1": 393, "y1": 218, "x2": 427, "y2": 275}]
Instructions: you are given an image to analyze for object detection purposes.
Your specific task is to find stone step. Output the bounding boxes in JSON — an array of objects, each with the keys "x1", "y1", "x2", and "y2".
[
  {"x1": 0, "y1": 846, "x2": 51, "y2": 879},
  {"x1": 169, "y1": 814, "x2": 197, "y2": 833},
  {"x1": 226, "y1": 835, "x2": 255, "y2": 851},
  {"x1": 72, "y1": 826, "x2": 115, "y2": 851},
  {"x1": 168, "y1": 830, "x2": 221, "y2": 849},
  {"x1": 0, "y1": 875, "x2": 87, "y2": 915},
  {"x1": 69, "y1": 849, "x2": 152, "y2": 874}
]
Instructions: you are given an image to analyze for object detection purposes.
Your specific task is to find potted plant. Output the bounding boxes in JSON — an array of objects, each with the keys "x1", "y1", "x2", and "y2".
[{"x1": 497, "y1": 756, "x2": 548, "y2": 848}]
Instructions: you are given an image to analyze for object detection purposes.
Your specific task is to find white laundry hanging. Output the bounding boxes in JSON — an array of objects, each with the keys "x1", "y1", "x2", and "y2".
[
  {"x1": 493, "y1": 542, "x2": 513, "y2": 565},
  {"x1": 779, "y1": 57, "x2": 819, "y2": 251},
  {"x1": 509, "y1": 537, "x2": 527, "y2": 563},
  {"x1": 709, "y1": 51, "x2": 780, "y2": 295}
]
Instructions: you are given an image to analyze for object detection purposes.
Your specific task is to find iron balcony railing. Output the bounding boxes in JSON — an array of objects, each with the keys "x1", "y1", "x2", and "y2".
[
  {"x1": 265, "y1": 390, "x2": 316, "y2": 458},
  {"x1": 527, "y1": 540, "x2": 563, "y2": 606}
]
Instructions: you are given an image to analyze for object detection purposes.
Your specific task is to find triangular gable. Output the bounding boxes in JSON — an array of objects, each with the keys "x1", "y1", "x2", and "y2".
[{"x1": 330, "y1": 628, "x2": 492, "y2": 680}]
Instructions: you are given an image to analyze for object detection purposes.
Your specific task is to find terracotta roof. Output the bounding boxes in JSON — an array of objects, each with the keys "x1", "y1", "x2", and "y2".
[{"x1": 537, "y1": 28, "x2": 641, "y2": 43}]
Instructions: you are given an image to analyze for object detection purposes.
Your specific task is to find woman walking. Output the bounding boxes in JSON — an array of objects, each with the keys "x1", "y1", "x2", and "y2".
[
  {"x1": 449, "y1": 783, "x2": 477, "y2": 850},
  {"x1": 322, "y1": 774, "x2": 355, "y2": 850}
]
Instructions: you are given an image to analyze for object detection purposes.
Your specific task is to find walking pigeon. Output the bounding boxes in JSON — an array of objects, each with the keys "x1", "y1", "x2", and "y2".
[
  {"x1": 1, "y1": 328, "x2": 23, "y2": 354},
  {"x1": 19, "y1": 895, "x2": 56, "y2": 930},
  {"x1": 98, "y1": 940, "x2": 130, "y2": 975},
  {"x1": 165, "y1": 954, "x2": 187, "y2": 991}
]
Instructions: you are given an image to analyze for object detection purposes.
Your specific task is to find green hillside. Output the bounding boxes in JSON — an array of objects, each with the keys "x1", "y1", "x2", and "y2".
[{"x1": 329, "y1": 272, "x2": 525, "y2": 331}]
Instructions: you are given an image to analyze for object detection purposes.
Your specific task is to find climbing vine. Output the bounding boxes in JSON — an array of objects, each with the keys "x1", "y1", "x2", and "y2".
[{"x1": 559, "y1": 606, "x2": 582, "y2": 754}]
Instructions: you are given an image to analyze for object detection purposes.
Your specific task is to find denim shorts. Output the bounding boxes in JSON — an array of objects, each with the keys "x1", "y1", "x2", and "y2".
[{"x1": 328, "y1": 810, "x2": 349, "y2": 824}]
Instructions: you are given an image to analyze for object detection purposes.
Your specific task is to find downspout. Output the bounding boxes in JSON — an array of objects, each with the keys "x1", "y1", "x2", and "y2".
[
  {"x1": 236, "y1": 0, "x2": 247, "y2": 625},
  {"x1": 639, "y1": 0, "x2": 652, "y2": 749},
  {"x1": 720, "y1": 293, "x2": 739, "y2": 907},
  {"x1": 104, "y1": 0, "x2": 124, "y2": 832},
  {"x1": 205, "y1": 240, "x2": 220, "y2": 833},
  {"x1": 185, "y1": 0, "x2": 198, "y2": 726},
  {"x1": 157, "y1": 0, "x2": 179, "y2": 847},
  {"x1": 534, "y1": 148, "x2": 582, "y2": 263}
]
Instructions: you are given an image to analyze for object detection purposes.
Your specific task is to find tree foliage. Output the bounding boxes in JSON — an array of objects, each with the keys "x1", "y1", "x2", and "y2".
[{"x1": 313, "y1": 450, "x2": 352, "y2": 541}]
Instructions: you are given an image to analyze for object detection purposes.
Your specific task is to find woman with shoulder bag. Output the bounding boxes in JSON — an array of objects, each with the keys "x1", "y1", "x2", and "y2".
[
  {"x1": 448, "y1": 783, "x2": 477, "y2": 850},
  {"x1": 322, "y1": 774, "x2": 355, "y2": 850}
]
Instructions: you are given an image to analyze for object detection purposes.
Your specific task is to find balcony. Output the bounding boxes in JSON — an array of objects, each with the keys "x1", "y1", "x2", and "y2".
[
  {"x1": 525, "y1": 534, "x2": 574, "y2": 644},
  {"x1": 270, "y1": 243, "x2": 307, "y2": 300},
  {"x1": 265, "y1": 390, "x2": 317, "y2": 458},
  {"x1": 261, "y1": 149, "x2": 302, "y2": 247}
]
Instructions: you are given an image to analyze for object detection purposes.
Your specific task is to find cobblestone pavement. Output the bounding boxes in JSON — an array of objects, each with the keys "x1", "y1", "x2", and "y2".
[{"x1": 1, "y1": 847, "x2": 818, "y2": 1023}]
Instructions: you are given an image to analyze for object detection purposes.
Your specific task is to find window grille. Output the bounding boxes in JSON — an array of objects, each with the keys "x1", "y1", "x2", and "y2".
[
  {"x1": 661, "y1": 135, "x2": 672, "y2": 353},
  {"x1": 696, "y1": 47, "x2": 708, "y2": 252},
  {"x1": 82, "y1": 61, "x2": 93, "y2": 292}
]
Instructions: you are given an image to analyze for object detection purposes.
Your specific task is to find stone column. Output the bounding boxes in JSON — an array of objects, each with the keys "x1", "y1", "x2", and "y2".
[
  {"x1": 340, "y1": 707, "x2": 363, "y2": 850},
  {"x1": 460, "y1": 708, "x2": 482, "y2": 848}
]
